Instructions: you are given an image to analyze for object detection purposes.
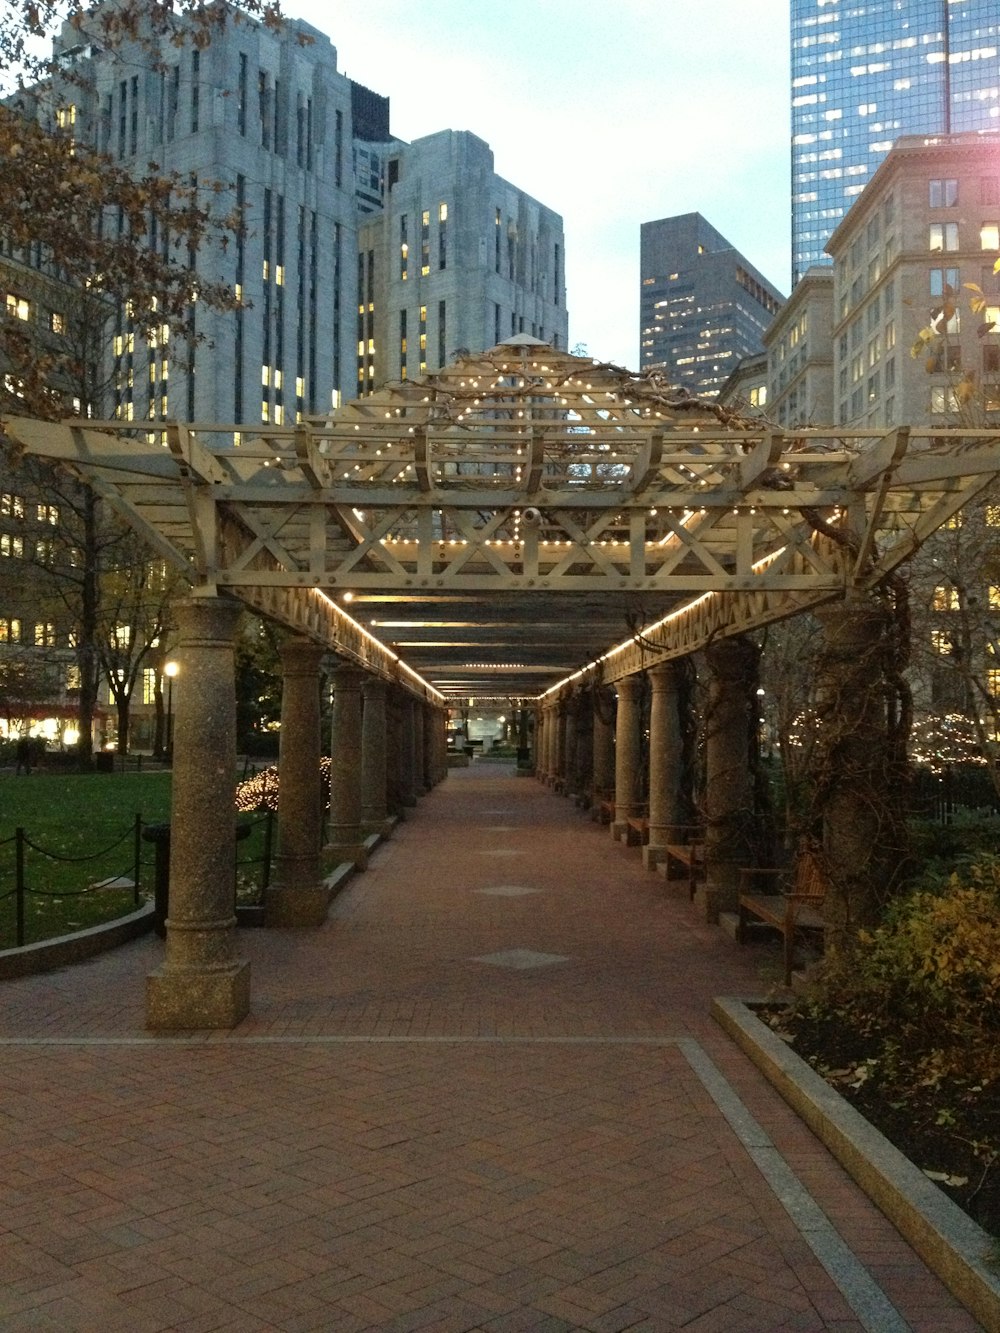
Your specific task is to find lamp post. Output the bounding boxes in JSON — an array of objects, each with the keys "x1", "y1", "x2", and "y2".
[{"x1": 164, "y1": 660, "x2": 178, "y2": 761}]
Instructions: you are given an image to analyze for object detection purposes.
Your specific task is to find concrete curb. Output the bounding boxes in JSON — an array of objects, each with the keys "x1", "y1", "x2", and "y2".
[
  {"x1": 712, "y1": 995, "x2": 1000, "y2": 1333},
  {"x1": 0, "y1": 904, "x2": 155, "y2": 980}
]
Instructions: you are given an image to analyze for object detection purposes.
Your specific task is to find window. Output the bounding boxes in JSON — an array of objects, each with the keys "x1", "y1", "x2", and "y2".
[
  {"x1": 929, "y1": 222, "x2": 959, "y2": 252},
  {"x1": 988, "y1": 669, "x2": 1000, "y2": 699},
  {"x1": 36, "y1": 504, "x2": 58, "y2": 525},
  {"x1": 0, "y1": 618, "x2": 20, "y2": 643},
  {"x1": 930, "y1": 629, "x2": 953, "y2": 654},
  {"x1": 929, "y1": 178, "x2": 958, "y2": 208},
  {"x1": 1, "y1": 492, "x2": 24, "y2": 517},
  {"x1": 930, "y1": 268, "x2": 960, "y2": 298},
  {"x1": 6, "y1": 293, "x2": 31, "y2": 321},
  {"x1": 420, "y1": 210, "x2": 430, "y2": 276},
  {"x1": 34, "y1": 622, "x2": 56, "y2": 647},
  {"x1": 0, "y1": 535, "x2": 23, "y2": 558},
  {"x1": 49, "y1": 310, "x2": 65, "y2": 334},
  {"x1": 981, "y1": 224, "x2": 1000, "y2": 252},
  {"x1": 931, "y1": 386, "x2": 960, "y2": 413},
  {"x1": 990, "y1": 587, "x2": 1000, "y2": 611},
  {"x1": 933, "y1": 585, "x2": 960, "y2": 611}
]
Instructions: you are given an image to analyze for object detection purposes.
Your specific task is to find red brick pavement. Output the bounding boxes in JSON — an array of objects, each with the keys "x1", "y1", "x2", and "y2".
[{"x1": 0, "y1": 766, "x2": 985, "y2": 1331}]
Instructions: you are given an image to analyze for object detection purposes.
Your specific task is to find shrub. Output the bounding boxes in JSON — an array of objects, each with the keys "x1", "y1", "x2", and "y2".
[{"x1": 797, "y1": 855, "x2": 1000, "y2": 1085}]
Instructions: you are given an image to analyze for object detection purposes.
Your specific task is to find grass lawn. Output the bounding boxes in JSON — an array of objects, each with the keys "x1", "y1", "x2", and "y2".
[{"x1": 0, "y1": 771, "x2": 273, "y2": 948}]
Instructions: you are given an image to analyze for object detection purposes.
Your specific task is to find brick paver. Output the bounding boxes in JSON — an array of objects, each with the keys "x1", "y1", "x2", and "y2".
[{"x1": 0, "y1": 767, "x2": 984, "y2": 1330}]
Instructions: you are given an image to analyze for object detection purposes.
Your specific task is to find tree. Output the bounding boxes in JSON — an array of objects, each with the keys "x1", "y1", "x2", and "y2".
[{"x1": 0, "y1": 0, "x2": 291, "y2": 763}]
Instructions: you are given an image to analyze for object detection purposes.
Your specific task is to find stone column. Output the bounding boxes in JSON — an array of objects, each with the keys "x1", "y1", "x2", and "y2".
[
  {"x1": 516, "y1": 706, "x2": 531, "y2": 770},
  {"x1": 702, "y1": 636, "x2": 758, "y2": 920},
  {"x1": 265, "y1": 638, "x2": 328, "y2": 927},
  {"x1": 398, "y1": 696, "x2": 417, "y2": 807},
  {"x1": 644, "y1": 660, "x2": 685, "y2": 871},
  {"x1": 413, "y1": 703, "x2": 427, "y2": 794},
  {"x1": 611, "y1": 674, "x2": 643, "y2": 841},
  {"x1": 386, "y1": 691, "x2": 405, "y2": 815},
  {"x1": 553, "y1": 698, "x2": 568, "y2": 790},
  {"x1": 326, "y1": 662, "x2": 368, "y2": 868},
  {"x1": 562, "y1": 692, "x2": 578, "y2": 798},
  {"x1": 426, "y1": 706, "x2": 443, "y2": 787},
  {"x1": 591, "y1": 687, "x2": 615, "y2": 817},
  {"x1": 535, "y1": 708, "x2": 548, "y2": 780},
  {"x1": 361, "y1": 675, "x2": 390, "y2": 835},
  {"x1": 814, "y1": 598, "x2": 908, "y2": 946},
  {"x1": 146, "y1": 595, "x2": 250, "y2": 1030}
]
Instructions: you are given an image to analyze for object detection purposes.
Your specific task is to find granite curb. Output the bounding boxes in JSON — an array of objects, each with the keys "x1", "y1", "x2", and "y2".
[
  {"x1": 0, "y1": 902, "x2": 155, "y2": 979},
  {"x1": 713, "y1": 994, "x2": 1000, "y2": 1332}
]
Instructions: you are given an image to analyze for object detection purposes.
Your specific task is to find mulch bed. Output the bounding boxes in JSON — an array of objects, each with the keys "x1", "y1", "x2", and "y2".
[{"x1": 763, "y1": 1006, "x2": 1000, "y2": 1237}]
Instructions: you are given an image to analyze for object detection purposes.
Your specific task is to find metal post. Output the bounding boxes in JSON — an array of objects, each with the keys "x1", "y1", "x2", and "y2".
[{"x1": 15, "y1": 827, "x2": 25, "y2": 947}]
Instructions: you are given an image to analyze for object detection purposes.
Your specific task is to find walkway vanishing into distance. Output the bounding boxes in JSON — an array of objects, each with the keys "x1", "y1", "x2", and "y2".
[{"x1": 0, "y1": 766, "x2": 981, "y2": 1332}]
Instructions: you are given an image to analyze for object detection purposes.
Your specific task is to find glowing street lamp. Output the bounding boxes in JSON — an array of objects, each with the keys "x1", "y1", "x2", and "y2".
[{"x1": 164, "y1": 660, "x2": 178, "y2": 760}]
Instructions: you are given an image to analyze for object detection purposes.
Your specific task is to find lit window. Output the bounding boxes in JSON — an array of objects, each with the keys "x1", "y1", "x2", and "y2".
[
  {"x1": 981, "y1": 224, "x2": 1000, "y2": 252},
  {"x1": 142, "y1": 669, "x2": 157, "y2": 705},
  {"x1": 0, "y1": 618, "x2": 21, "y2": 643},
  {"x1": 989, "y1": 586, "x2": 1000, "y2": 610},
  {"x1": 932, "y1": 585, "x2": 960, "y2": 611},
  {"x1": 50, "y1": 311, "x2": 65, "y2": 334},
  {"x1": 930, "y1": 629, "x2": 953, "y2": 653},
  {"x1": 5, "y1": 293, "x2": 31, "y2": 321},
  {"x1": 988, "y1": 668, "x2": 1000, "y2": 698},
  {"x1": 34, "y1": 622, "x2": 56, "y2": 647},
  {"x1": 929, "y1": 222, "x2": 959, "y2": 252}
]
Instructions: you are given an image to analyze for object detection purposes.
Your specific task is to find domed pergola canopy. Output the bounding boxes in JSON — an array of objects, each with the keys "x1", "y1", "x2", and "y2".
[{"x1": 6, "y1": 337, "x2": 1000, "y2": 701}]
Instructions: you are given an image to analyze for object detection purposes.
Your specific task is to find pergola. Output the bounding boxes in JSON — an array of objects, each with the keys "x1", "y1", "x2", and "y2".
[
  {"x1": 8, "y1": 336, "x2": 997, "y2": 697},
  {"x1": 6, "y1": 335, "x2": 1000, "y2": 1027}
]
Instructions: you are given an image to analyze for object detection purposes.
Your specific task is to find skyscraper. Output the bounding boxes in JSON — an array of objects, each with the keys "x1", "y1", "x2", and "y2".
[
  {"x1": 791, "y1": 0, "x2": 1000, "y2": 285},
  {"x1": 356, "y1": 130, "x2": 567, "y2": 391},
  {"x1": 639, "y1": 213, "x2": 783, "y2": 398}
]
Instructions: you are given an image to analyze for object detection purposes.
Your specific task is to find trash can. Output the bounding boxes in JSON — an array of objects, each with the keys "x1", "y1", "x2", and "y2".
[
  {"x1": 95, "y1": 751, "x2": 114, "y2": 773},
  {"x1": 141, "y1": 823, "x2": 172, "y2": 938},
  {"x1": 142, "y1": 821, "x2": 254, "y2": 938}
]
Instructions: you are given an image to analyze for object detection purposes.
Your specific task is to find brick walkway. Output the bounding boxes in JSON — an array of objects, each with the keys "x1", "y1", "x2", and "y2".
[{"x1": 0, "y1": 767, "x2": 983, "y2": 1331}]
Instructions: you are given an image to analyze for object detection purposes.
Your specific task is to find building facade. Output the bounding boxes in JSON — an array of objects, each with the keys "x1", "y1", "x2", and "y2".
[
  {"x1": 826, "y1": 132, "x2": 1000, "y2": 428},
  {"x1": 356, "y1": 131, "x2": 567, "y2": 392},
  {"x1": 47, "y1": 10, "x2": 364, "y2": 426},
  {"x1": 761, "y1": 266, "x2": 835, "y2": 427},
  {"x1": 791, "y1": 0, "x2": 1000, "y2": 284},
  {"x1": 639, "y1": 213, "x2": 784, "y2": 399}
]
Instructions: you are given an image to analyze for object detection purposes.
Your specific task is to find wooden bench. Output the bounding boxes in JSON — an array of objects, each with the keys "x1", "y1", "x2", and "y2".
[
  {"x1": 665, "y1": 841, "x2": 705, "y2": 899},
  {"x1": 595, "y1": 799, "x2": 615, "y2": 825},
  {"x1": 625, "y1": 814, "x2": 649, "y2": 846},
  {"x1": 737, "y1": 849, "x2": 827, "y2": 985}
]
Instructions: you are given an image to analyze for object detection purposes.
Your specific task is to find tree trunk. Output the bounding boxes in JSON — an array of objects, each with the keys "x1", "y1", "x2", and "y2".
[{"x1": 76, "y1": 488, "x2": 101, "y2": 771}]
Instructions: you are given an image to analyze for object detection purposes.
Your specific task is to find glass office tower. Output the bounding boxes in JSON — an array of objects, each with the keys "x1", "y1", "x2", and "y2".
[{"x1": 791, "y1": 0, "x2": 1000, "y2": 284}]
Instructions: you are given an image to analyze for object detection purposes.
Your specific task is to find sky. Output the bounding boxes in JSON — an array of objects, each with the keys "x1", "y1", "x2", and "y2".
[{"x1": 289, "y1": 0, "x2": 792, "y2": 371}]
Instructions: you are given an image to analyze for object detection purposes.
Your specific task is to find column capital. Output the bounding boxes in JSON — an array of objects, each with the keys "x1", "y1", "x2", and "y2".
[
  {"x1": 615, "y1": 673, "x2": 643, "y2": 701},
  {"x1": 279, "y1": 636, "x2": 326, "y2": 675}
]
